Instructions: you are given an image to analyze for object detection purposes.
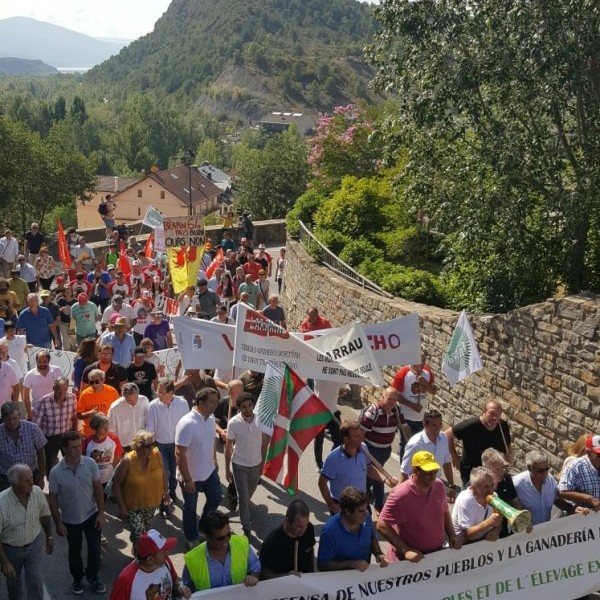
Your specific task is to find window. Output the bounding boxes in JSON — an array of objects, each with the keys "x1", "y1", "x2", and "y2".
[
  {"x1": 160, "y1": 191, "x2": 165, "y2": 199},
  {"x1": 137, "y1": 207, "x2": 141, "y2": 216},
  {"x1": 137, "y1": 189, "x2": 142, "y2": 198}
]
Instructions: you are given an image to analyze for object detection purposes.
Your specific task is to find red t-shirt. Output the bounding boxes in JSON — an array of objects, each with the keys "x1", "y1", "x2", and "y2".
[{"x1": 299, "y1": 315, "x2": 332, "y2": 333}]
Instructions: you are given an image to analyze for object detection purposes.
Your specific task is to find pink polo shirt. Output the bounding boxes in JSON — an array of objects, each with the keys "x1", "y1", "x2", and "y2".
[{"x1": 379, "y1": 478, "x2": 448, "y2": 561}]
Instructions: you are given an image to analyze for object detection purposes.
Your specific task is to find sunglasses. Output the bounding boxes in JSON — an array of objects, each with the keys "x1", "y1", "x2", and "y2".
[{"x1": 213, "y1": 531, "x2": 232, "y2": 542}]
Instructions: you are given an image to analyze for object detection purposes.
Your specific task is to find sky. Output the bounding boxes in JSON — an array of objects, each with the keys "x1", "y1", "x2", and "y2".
[{"x1": 0, "y1": 0, "x2": 378, "y2": 41}]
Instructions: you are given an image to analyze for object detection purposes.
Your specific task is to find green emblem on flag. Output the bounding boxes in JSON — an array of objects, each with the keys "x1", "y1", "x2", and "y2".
[
  {"x1": 444, "y1": 326, "x2": 471, "y2": 371},
  {"x1": 257, "y1": 374, "x2": 283, "y2": 430}
]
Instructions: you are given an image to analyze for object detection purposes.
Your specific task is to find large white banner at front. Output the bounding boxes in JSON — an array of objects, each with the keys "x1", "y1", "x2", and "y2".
[
  {"x1": 172, "y1": 314, "x2": 421, "y2": 373},
  {"x1": 193, "y1": 513, "x2": 600, "y2": 600},
  {"x1": 234, "y1": 304, "x2": 385, "y2": 386}
]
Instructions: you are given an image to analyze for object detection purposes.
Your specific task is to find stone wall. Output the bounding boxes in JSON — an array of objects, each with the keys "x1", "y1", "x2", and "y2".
[{"x1": 282, "y1": 238, "x2": 600, "y2": 472}]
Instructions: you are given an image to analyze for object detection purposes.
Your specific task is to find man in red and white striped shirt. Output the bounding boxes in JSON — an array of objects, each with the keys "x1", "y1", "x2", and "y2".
[{"x1": 360, "y1": 387, "x2": 411, "y2": 513}]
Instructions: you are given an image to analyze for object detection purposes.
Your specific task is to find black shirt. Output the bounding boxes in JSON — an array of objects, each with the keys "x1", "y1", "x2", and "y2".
[
  {"x1": 259, "y1": 522, "x2": 315, "y2": 576},
  {"x1": 214, "y1": 396, "x2": 238, "y2": 430},
  {"x1": 82, "y1": 361, "x2": 127, "y2": 392},
  {"x1": 25, "y1": 231, "x2": 44, "y2": 254},
  {"x1": 126, "y1": 361, "x2": 157, "y2": 399}
]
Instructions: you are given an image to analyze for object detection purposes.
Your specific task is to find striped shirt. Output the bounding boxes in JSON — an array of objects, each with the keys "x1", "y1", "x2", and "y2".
[
  {"x1": 0, "y1": 485, "x2": 50, "y2": 546},
  {"x1": 360, "y1": 402, "x2": 405, "y2": 448},
  {"x1": 34, "y1": 392, "x2": 77, "y2": 437}
]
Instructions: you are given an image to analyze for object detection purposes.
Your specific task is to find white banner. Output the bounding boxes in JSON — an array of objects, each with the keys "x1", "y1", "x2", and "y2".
[
  {"x1": 153, "y1": 347, "x2": 181, "y2": 379},
  {"x1": 154, "y1": 226, "x2": 165, "y2": 253},
  {"x1": 299, "y1": 313, "x2": 421, "y2": 366},
  {"x1": 142, "y1": 205, "x2": 163, "y2": 228},
  {"x1": 162, "y1": 215, "x2": 205, "y2": 248},
  {"x1": 192, "y1": 513, "x2": 600, "y2": 600},
  {"x1": 173, "y1": 315, "x2": 422, "y2": 373},
  {"x1": 233, "y1": 304, "x2": 384, "y2": 386}
]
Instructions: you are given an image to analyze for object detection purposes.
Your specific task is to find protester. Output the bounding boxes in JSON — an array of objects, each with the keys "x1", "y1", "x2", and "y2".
[
  {"x1": 107, "y1": 382, "x2": 149, "y2": 451},
  {"x1": 23, "y1": 349, "x2": 63, "y2": 420},
  {"x1": 48, "y1": 430, "x2": 106, "y2": 595},
  {"x1": 146, "y1": 380, "x2": 189, "y2": 505},
  {"x1": 72, "y1": 338, "x2": 98, "y2": 395},
  {"x1": 103, "y1": 315, "x2": 136, "y2": 367},
  {"x1": 144, "y1": 309, "x2": 173, "y2": 351},
  {"x1": 0, "y1": 463, "x2": 53, "y2": 600},
  {"x1": 81, "y1": 344, "x2": 127, "y2": 393},
  {"x1": 70, "y1": 293, "x2": 100, "y2": 345},
  {"x1": 259, "y1": 499, "x2": 316, "y2": 579},
  {"x1": 238, "y1": 274, "x2": 259, "y2": 308},
  {"x1": 112, "y1": 430, "x2": 169, "y2": 551},
  {"x1": 558, "y1": 434, "x2": 600, "y2": 511},
  {"x1": 83, "y1": 413, "x2": 124, "y2": 487},
  {"x1": 16, "y1": 293, "x2": 57, "y2": 349},
  {"x1": 360, "y1": 386, "x2": 411, "y2": 513},
  {"x1": 24, "y1": 223, "x2": 44, "y2": 264},
  {"x1": 452, "y1": 467, "x2": 503, "y2": 543},
  {"x1": 275, "y1": 248, "x2": 285, "y2": 293},
  {"x1": 182, "y1": 510, "x2": 260, "y2": 590},
  {"x1": 0, "y1": 346, "x2": 19, "y2": 407},
  {"x1": 175, "y1": 387, "x2": 222, "y2": 548},
  {"x1": 0, "y1": 402, "x2": 46, "y2": 492},
  {"x1": 194, "y1": 279, "x2": 219, "y2": 319},
  {"x1": 34, "y1": 246, "x2": 56, "y2": 290},
  {"x1": 225, "y1": 392, "x2": 263, "y2": 537},
  {"x1": 76, "y1": 369, "x2": 120, "y2": 437},
  {"x1": 1, "y1": 322, "x2": 27, "y2": 380},
  {"x1": 446, "y1": 399, "x2": 512, "y2": 486},
  {"x1": 260, "y1": 294, "x2": 287, "y2": 328},
  {"x1": 377, "y1": 451, "x2": 461, "y2": 563},
  {"x1": 34, "y1": 377, "x2": 77, "y2": 476},
  {"x1": 317, "y1": 486, "x2": 387, "y2": 572},
  {"x1": 55, "y1": 285, "x2": 76, "y2": 350},
  {"x1": 109, "y1": 529, "x2": 192, "y2": 600},
  {"x1": 126, "y1": 346, "x2": 158, "y2": 400},
  {"x1": 318, "y1": 420, "x2": 396, "y2": 514},
  {"x1": 255, "y1": 269, "x2": 270, "y2": 309},
  {"x1": 0, "y1": 278, "x2": 19, "y2": 319},
  {"x1": 0, "y1": 230, "x2": 20, "y2": 278}
]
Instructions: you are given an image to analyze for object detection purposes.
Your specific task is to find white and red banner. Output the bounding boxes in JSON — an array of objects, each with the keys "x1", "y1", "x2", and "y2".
[
  {"x1": 233, "y1": 304, "x2": 385, "y2": 386},
  {"x1": 172, "y1": 313, "x2": 421, "y2": 375},
  {"x1": 193, "y1": 513, "x2": 600, "y2": 600}
]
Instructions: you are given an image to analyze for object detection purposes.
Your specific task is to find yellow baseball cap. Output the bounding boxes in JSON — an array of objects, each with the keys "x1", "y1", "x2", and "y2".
[{"x1": 412, "y1": 450, "x2": 441, "y2": 472}]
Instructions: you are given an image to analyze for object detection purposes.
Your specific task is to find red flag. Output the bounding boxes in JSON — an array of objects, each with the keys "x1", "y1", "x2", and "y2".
[
  {"x1": 118, "y1": 241, "x2": 131, "y2": 275},
  {"x1": 205, "y1": 247, "x2": 224, "y2": 279},
  {"x1": 56, "y1": 219, "x2": 71, "y2": 269},
  {"x1": 144, "y1": 233, "x2": 153, "y2": 258}
]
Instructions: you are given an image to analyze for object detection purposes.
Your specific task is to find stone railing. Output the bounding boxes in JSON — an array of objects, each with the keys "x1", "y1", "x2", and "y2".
[{"x1": 281, "y1": 238, "x2": 600, "y2": 472}]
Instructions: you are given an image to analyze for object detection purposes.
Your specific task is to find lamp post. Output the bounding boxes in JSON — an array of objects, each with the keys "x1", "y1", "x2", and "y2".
[{"x1": 184, "y1": 148, "x2": 196, "y2": 216}]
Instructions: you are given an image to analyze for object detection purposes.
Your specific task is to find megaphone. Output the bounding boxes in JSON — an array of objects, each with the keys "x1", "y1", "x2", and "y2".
[{"x1": 486, "y1": 494, "x2": 531, "y2": 533}]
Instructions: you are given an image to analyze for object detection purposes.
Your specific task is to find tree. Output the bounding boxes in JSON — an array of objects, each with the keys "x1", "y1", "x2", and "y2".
[
  {"x1": 235, "y1": 126, "x2": 310, "y2": 219},
  {"x1": 367, "y1": 0, "x2": 600, "y2": 310}
]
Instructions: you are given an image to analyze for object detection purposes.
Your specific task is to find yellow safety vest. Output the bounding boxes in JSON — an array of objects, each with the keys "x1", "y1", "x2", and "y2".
[{"x1": 184, "y1": 535, "x2": 249, "y2": 590}]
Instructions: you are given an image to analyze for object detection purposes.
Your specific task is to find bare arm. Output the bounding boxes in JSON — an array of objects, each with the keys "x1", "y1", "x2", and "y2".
[
  {"x1": 176, "y1": 445, "x2": 195, "y2": 494},
  {"x1": 224, "y1": 438, "x2": 234, "y2": 483},
  {"x1": 318, "y1": 474, "x2": 339, "y2": 514},
  {"x1": 559, "y1": 490, "x2": 600, "y2": 511},
  {"x1": 23, "y1": 386, "x2": 33, "y2": 420},
  {"x1": 464, "y1": 513, "x2": 503, "y2": 542},
  {"x1": 35, "y1": 447, "x2": 46, "y2": 488},
  {"x1": 376, "y1": 519, "x2": 422, "y2": 563},
  {"x1": 111, "y1": 457, "x2": 130, "y2": 516},
  {"x1": 445, "y1": 427, "x2": 461, "y2": 469}
]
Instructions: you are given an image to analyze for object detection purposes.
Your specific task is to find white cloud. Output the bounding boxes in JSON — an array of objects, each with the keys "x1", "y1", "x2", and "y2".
[{"x1": 0, "y1": 0, "x2": 171, "y2": 40}]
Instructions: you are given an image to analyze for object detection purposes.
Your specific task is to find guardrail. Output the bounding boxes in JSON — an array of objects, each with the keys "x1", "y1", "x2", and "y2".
[{"x1": 297, "y1": 220, "x2": 394, "y2": 298}]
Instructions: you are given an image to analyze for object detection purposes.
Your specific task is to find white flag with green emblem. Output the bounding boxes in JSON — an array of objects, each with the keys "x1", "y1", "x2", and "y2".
[
  {"x1": 442, "y1": 310, "x2": 483, "y2": 385},
  {"x1": 254, "y1": 362, "x2": 285, "y2": 435}
]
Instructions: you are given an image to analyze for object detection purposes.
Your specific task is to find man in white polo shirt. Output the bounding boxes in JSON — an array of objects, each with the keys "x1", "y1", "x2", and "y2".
[{"x1": 175, "y1": 387, "x2": 222, "y2": 548}]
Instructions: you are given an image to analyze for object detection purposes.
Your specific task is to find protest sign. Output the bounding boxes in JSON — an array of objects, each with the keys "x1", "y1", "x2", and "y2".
[
  {"x1": 162, "y1": 215, "x2": 204, "y2": 248},
  {"x1": 193, "y1": 513, "x2": 600, "y2": 600},
  {"x1": 233, "y1": 304, "x2": 384, "y2": 386},
  {"x1": 142, "y1": 205, "x2": 163, "y2": 228},
  {"x1": 27, "y1": 347, "x2": 76, "y2": 379},
  {"x1": 154, "y1": 226, "x2": 165, "y2": 253}
]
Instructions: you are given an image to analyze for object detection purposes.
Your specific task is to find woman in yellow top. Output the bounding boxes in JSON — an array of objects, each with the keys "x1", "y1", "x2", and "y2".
[{"x1": 112, "y1": 430, "x2": 169, "y2": 551}]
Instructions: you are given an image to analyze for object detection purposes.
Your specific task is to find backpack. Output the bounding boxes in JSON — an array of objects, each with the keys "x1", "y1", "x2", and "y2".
[{"x1": 98, "y1": 202, "x2": 109, "y2": 216}]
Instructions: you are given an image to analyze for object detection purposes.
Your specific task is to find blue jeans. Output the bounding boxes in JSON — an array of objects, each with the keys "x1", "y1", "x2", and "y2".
[
  {"x1": 64, "y1": 512, "x2": 101, "y2": 582},
  {"x1": 366, "y1": 444, "x2": 392, "y2": 511},
  {"x1": 2, "y1": 532, "x2": 45, "y2": 600},
  {"x1": 181, "y1": 469, "x2": 222, "y2": 543},
  {"x1": 157, "y1": 442, "x2": 177, "y2": 495},
  {"x1": 399, "y1": 419, "x2": 424, "y2": 460}
]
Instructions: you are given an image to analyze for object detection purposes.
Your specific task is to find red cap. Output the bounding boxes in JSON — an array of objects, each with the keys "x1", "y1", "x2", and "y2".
[
  {"x1": 586, "y1": 434, "x2": 600, "y2": 454},
  {"x1": 137, "y1": 530, "x2": 177, "y2": 558},
  {"x1": 77, "y1": 293, "x2": 88, "y2": 304}
]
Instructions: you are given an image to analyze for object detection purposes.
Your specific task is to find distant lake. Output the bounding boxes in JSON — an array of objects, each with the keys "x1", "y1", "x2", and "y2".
[{"x1": 56, "y1": 67, "x2": 90, "y2": 73}]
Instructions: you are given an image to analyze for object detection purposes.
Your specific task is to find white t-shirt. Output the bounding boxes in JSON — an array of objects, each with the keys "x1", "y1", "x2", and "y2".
[
  {"x1": 23, "y1": 365, "x2": 64, "y2": 412},
  {"x1": 101, "y1": 303, "x2": 136, "y2": 328},
  {"x1": 128, "y1": 564, "x2": 174, "y2": 600},
  {"x1": 85, "y1": 435, "x2": 120, "y2": 484},
  {"x1": 175, "y1": 410, "x2": 216, "y2": 481},
  {"x1": 452, "y1": 488, "x2": 493, "y2": 541},
  {"x1": 227, "y1": 413, "x2": 263, "y2": 467}
]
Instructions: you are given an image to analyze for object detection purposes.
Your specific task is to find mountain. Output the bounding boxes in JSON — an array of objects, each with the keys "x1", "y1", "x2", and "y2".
[
  {"x1": 86, "y1": 0, "x2": 380, "y2": 119},
  {"x1": 0, "y1": 57, "x2": 57, "y2": 75},
  {"x1": 0, "y1": 17, "x2": 128, "y2": 68}
]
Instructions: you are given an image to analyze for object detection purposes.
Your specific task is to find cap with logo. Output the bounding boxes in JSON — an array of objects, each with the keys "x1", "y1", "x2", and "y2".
[
  {"x1": 136, "y1": 530, "x2": 177, "y2": 559},
  {"x1": 411, "y1": 450, "x2": 441, "y2": 472},
  {"x1": 586, "y1": 434, "x2": 600, "y2": 454}
]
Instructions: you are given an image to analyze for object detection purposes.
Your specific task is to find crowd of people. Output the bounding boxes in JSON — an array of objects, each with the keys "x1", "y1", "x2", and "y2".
[{"x1": 0, "y1": 221, "x2": 598, "y2": 600}]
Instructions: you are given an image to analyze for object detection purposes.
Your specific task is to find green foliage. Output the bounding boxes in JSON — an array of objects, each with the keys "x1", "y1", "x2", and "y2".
[
  {"x1": 286, "y1": 187, "x2": 327, "y2": 236},
  {"x1": 234, "y1": 126, "x2": 310, "y2": 219},
  {"x1": 339, "y1": 239, "x2": 384, "y2": 268},
  {"x1": 368, "y1": 0, "x2": 600, "y2": 310},
  {"x1": 381, "y1": 268, "x2": 445, "y2": 306},
  {"x1": 314, "y1": 176, "x2": 389, "y2": 239},
  {"x1": 312, "y1": 228, "x2": 351, "y2": 255},
  {"x1": 377, "y1": 226, "x2": 435, "y2": 266}
]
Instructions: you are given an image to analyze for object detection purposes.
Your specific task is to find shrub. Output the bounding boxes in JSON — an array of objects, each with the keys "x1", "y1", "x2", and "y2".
[
  {"x1": 314, "y1": 228, "x2": 352, "y2": 255},
  {"x1": 286, "y1": 188, "x2": 327, "y2": 236},
  {"x1": 376, "y1": 226, "x2": 435, "y2": 265},
  {"x1": 339, "y1": 239, "x2": 384, "y2": 268},
  {"x1": 357, "y1": 258, "x2": 403, "y2": 286},
  {"x1": 381, "y1": 267, "x2": 445, "y2": 306}
]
